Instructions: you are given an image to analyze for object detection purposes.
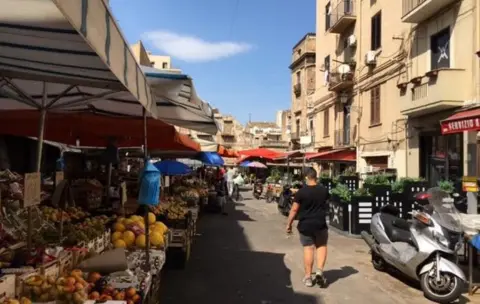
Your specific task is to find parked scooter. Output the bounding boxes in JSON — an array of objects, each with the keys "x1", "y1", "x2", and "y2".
[
  {"x1": 361, "y1": 188, "x2": 465, "y2": 303},
  {"x1": 277, "y1": 185, "x2": 293, "y2": 216},
  {"x1": 253, "y1": 181, "x2": 263, "y2": 199},
  {"x1": 265, "y1": 184, "x2": 275, "y2": 203}
]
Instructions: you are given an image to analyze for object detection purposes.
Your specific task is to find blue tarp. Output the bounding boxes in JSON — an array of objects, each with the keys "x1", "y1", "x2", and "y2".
[
  {"x1": 197, "y1": 152, "x2": 224, "y2": 166},
  {"x1": 154, "y1": 160, "x2": 192, "y2": 176},
  {"x1": 239, "y1": 161, "x2": 252, "y2": 167}
]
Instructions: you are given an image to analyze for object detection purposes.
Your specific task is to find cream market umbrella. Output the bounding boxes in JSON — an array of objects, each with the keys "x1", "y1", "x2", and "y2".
[
  {"x1": 142, "y1": 66, "x2": 218, "y2": 135},
  {"x1": 0, "y1": 0, "x2": 158, "y2": 252}
]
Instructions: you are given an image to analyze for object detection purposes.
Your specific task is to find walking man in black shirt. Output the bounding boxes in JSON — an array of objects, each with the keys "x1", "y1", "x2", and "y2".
[{"x1": 286, "y1": 168, "x2": 329, "y2": 287}]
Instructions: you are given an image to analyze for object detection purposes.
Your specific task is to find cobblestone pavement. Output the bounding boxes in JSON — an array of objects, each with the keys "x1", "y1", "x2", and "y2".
[{"x1": 160, "y1": 194, "x2": 477, "y2": 303}]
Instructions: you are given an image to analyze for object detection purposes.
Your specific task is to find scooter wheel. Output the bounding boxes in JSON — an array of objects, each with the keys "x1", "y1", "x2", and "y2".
[
  {"x1": 371, "y1": 252, "x2": 385, "y2": 271},
  {"x1": 420, "y1": 272, "x2": 463, "y2": 304}
]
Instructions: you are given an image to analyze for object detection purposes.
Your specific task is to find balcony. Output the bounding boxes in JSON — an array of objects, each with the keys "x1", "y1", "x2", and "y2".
[
  {"x1": 328, "y1": 68, "x2": 355, "y2": 92},
  {"x1": 402, "y1": 0, "x2": 456, "y2": 23},
  {"x1": 290, "y1": 132, "x2": 300, "y2": 142},
  {"x1": 334, "y1": 128, "x2": 351, "y2": 147},
  {"x1": 400, "y1": 69, "x2": 467, "y2": 117},
  {"x1": 328, "y1": 0, "x2": 356, "y2": 34},
  {"x1": 259, "y1": 140, "x2": 289, "y2": 148},
  {"x1": 293, "y1": 83, "x2": 302, "y2": 97}
]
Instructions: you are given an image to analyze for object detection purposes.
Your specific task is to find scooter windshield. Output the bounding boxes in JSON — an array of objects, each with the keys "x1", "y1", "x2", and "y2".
[{"x1": 427, "y1": 187, "x2": 463, "y2": 233}]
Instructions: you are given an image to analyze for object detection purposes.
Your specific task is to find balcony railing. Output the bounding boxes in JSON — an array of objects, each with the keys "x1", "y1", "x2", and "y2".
[
  {"x1": 334, "y1": 128, "x2": 350, "y2": 147},
  {"x1": 329, "y1": 0, "x2": 356, "y2": 34},
  {"x1": 400, "y1": 69, "x2": 467, "y2": 117},
  {"x1": 260, "y1": 140, "x2": 289, "y2": 148},
  {"x1": 401, "y1": 0, "x2": 455, "y2": 23},
  {"x1": 328, "y1": 64, "x2": 355, "y2": 92},
  {"x1": 293, "y1": 83, "x2": 302, "y2": 97}
]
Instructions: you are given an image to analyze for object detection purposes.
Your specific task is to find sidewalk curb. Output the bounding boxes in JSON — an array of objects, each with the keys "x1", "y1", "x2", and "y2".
[{"x1": 328, "y1": 225, "x2": 363, "y2": 239}]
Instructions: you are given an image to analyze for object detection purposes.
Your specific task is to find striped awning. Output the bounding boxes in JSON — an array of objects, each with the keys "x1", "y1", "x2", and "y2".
[
  {"x1": 0, "y1": 0, "x2": 157, "y2": 117},
  {"x1": 142, "y1": 66, "x2": 218, "y2": 135}
]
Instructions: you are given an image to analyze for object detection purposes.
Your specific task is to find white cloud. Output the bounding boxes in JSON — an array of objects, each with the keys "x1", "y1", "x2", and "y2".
[{"x1": 142, "y1": 30, "x2": 253, "y2": 63}]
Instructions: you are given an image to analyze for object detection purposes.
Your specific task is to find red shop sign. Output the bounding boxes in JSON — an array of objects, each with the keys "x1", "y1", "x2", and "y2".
[{"x1": 441, "y1": 117, "x2": 480, "y2": 134}]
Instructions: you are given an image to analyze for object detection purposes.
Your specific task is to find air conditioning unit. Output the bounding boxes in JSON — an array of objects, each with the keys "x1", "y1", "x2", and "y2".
[
  {"x1": 347, "y1": 35, "x2": 357, "y2": 47},
  {"x1": 365, "y1": 51, "x2": 377, "y2": 66}
]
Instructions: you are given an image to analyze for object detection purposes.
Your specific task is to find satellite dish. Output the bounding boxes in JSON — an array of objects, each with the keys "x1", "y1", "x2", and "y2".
[{"x1": 338, "y1": 64, "x2": 351, "y2": 74}]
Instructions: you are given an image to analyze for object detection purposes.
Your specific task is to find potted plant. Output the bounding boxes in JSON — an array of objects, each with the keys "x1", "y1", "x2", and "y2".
[
  {"x1": 329, "y1": 184, "x2": 351, "y2": 231},
  {"x1": 349, "y1": 188, "x2": 373, "y2": 234},
  {"x1": 319, "y1": 171, "x2": 334, "y2": 192},
  {"x1": 339, "y1": 167, "x2": 359, "y2": 191},
  {"x1": 438, "y1": 180, "x2": 454, "y2": 194}
]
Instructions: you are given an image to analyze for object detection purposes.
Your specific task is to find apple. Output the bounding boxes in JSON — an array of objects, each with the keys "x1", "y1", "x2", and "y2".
[
  {"x1": 125, "y1": 287, "x2": 136, "y2": 298},
  {"x1": 88, "y1": 291, "x2": 100, "y2": 300}
]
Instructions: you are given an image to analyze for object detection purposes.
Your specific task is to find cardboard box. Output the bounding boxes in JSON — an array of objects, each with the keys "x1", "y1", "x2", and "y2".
[{"x1": 0, "y1": 275, "x2": 16, "y2": 302}]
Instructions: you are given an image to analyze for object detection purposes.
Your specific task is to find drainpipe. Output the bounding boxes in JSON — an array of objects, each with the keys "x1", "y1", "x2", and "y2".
[{"x1": 355, "y1": 0, "x2": 363, "y2": 174}]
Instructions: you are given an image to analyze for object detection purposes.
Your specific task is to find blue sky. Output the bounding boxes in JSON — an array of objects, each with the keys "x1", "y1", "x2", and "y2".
[{"x1": 110, "y1": 0, "x2": 316, "y2": 124}]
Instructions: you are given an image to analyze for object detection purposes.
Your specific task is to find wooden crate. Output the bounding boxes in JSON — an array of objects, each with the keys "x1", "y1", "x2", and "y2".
[
  {"x1": 59, "y1": 251, "x2": 73, "y2": 275},
  {"x1": 0, "y1": 275, "x2": 16, "y2": 302},
  {"x1": 16, "y1": 269, "x2": 40, "y2": 297},
  {"x1": 40, "y1": 259, "x2": 59, "y2": 279}
]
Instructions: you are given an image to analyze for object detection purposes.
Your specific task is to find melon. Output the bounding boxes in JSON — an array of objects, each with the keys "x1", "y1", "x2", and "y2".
[
  {"x1": 111, "y1": 231, "x2": 123, "y2": 242},
  {"x1": 150, "y1": 231, "x2": 164, "y2": 247},
  {"x1": 122, "y1": 230, "x2": 136, "y2": 246},
  {"x1": 135, "y1": 234, "x2": 146, "y2": 248},
  {"x1": 147, "y1": 212, "x2": 156, "y2": 225},
  {"x1": 113, "y1": 239, "x2": 127, "y2": 248},
  {"x1": 113, "y1": 223, "x2": 126, "y2": 233}
]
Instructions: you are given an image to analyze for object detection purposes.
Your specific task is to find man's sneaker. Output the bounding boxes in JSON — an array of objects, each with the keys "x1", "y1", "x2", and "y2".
[
  {"x1": 302, "y1": 276, "x2": 314, "y2": 287},
  {"x1": 315, "y1": 272, "x2": 328, "y2": 288}
]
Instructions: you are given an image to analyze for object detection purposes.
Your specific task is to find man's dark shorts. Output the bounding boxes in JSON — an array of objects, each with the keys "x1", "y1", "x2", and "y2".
[{"x1": 299, "y1": 229, "x2": 328, "y2": 247}]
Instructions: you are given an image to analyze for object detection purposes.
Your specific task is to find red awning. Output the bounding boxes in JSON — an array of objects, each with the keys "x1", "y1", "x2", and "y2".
[
  {"x1": 0, "y1": 110, "x2": 200, "y2": 151},
  {"x1": 237, "y1": 148, "x2": 281, "y2": 159},
  {"x1": 440, "y1": 108, "x2": 480, "y2": 135},
  {"x1": 273, "y1": 150, "x2": 304, "y2": 160},
  {"x1": 306, "y1": 149, "x2": 356, "y2": 162}
]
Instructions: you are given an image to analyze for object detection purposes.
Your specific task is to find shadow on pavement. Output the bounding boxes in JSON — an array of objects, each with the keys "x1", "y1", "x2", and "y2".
[
  {"x1": 160, "y1": 200, "x2": 321, "y2": 303},
  {"x1": 323, "y1": 266, "x2": 359, "y2": 285}
]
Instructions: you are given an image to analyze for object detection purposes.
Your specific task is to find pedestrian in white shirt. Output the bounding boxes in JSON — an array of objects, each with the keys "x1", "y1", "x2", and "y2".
[{"x1": 226, "y1": 167, "x2": 235, "y2": 197}]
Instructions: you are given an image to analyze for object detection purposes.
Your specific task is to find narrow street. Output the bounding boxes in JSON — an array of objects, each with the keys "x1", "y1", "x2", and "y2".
[{"x1": 160, "y1": 194, "x2": 471, "y2": 304}]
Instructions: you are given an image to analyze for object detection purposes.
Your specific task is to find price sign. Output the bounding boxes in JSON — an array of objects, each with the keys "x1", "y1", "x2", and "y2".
[
  {"x1": 23, "y1": 172, "x2": 41, "y2": 207},
  {"x1": 462, "y1": 176, "x2": 479, "y2": 192},
  {"x1": 120, "y1": 182, "x2": 127, "y2": 205},
  {"x1": 55, "y1": 171, "x2": 64, "y2": 186}
]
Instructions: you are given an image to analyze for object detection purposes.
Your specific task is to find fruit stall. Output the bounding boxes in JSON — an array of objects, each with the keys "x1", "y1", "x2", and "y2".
[{"x1": 0, "y1": 163, "x2": 188, "y2": 304}]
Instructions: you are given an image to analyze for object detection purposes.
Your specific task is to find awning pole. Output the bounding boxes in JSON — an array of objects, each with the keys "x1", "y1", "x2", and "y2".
[
  {"x1": 142, "y1": 108, "x2": 150, "y2": 270},
  {"x1": 29, "y1": 83, "x2": 47, "y2": 252}
]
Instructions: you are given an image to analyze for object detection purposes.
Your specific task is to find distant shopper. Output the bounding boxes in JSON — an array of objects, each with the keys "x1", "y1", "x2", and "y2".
[
  {"x1": 216, "y1": 177, "x2": 228, "y2": 215},
  {"x1": 233, "y1": 173, "x2": 245, "y2": 201},
  {"x1": 226, "y1": 167, "x2": 236, "y2": 197},
  {"x1": 286, "y1": 167, "x2": 329, "y2": 288}
]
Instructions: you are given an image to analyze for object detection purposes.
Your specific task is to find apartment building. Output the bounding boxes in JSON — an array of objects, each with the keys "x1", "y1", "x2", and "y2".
[
  {"x1": 277, "y1": 110, "x2": 292, "y2": 143},
  {"x1": 130, "y1": 41, "x2": 182, "y2": 73},
  {"x1": 313, "y1": 0, "x2": 478, "y2": 182},
  {"x1": 289, "y1": 33, "x2": 317, "y2": 151},
  {"x1": 245, "y1": 122, "x2": 289, "y2": 151},
  {"x1": 213, "y1": 111, "x2": 251, "y2": 150}
]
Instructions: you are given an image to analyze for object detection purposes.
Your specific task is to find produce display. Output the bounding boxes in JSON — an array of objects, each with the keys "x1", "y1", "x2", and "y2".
[
  {"x1": 87, "y1": 271, "x2": 141, "y2": 304},
  {"x1": 33, "y1": 215, "x2": 111, "y2": 246},
  {"x1": 112, "y1": 213, "x2": 168, "y2": 249},
  {"x1": 41, "y1": 206, "x2": 90, "y2": 223},
  {"x1": 150, "y1": 196, "x2": 189, "y2": 221},
  {"x1": 0, "y1": 170, "x2": 49, "y2": 210}
]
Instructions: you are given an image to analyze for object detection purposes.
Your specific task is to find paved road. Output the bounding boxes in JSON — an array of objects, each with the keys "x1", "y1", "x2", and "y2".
[{"x1": 160, "y1": 194, "x2": 475, "y2": 304}]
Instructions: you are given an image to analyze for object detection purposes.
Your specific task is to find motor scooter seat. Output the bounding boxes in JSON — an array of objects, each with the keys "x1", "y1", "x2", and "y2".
[{"x1": 380, "y1": 213, "x2": 413, "y2": 245}]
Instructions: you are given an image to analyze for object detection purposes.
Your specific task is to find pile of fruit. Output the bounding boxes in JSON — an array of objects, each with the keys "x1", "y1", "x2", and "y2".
[
  {"x1": 112, "y1": 213, "x2": 168, "y2": 249},
  {"x1": 88, "y1": 272, "x2": 141, "y2": 304},
  {"x1": 41, "y1": 206, "x2": 89, "y2": 223},
  {"x1": 1, "y1": 298, "x2": 31, "y2": 304},
  {"x1": 150, "y1": 196, "x2": 188, "y2": 220}
]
